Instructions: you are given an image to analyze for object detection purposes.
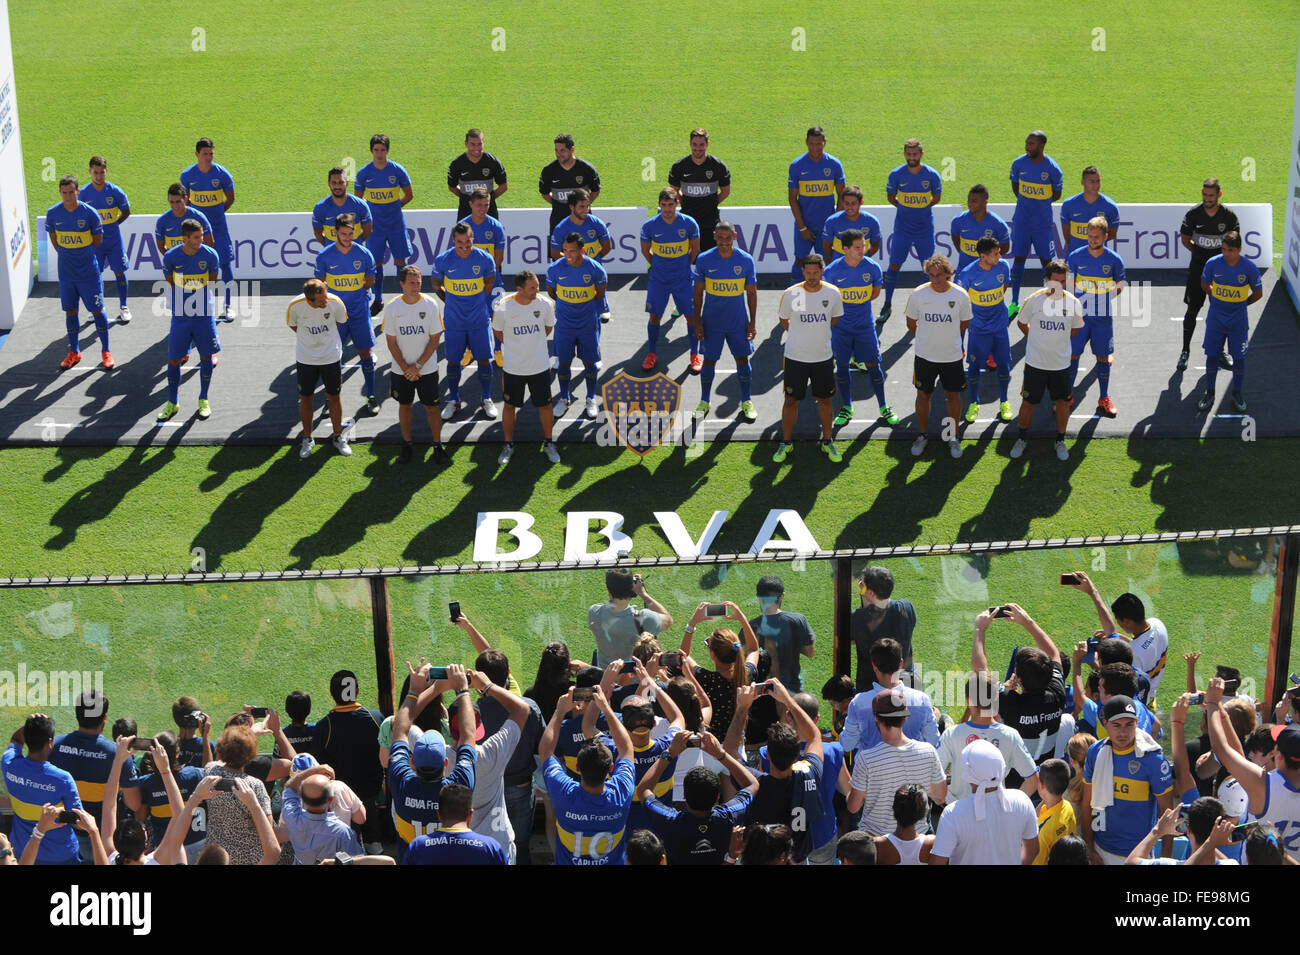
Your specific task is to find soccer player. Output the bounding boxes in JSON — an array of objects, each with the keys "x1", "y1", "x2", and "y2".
[
  {"x1": 1194, "y1": 231, "x2": 1262, "y2": 414},
  {"x1": 956, "y1": 238, "x2": 1015, "y2": 424},
  {"x1": 493, "y1": 270, "x2": 560, "y2": 465},
  {"x1": 787, "y1": 126, "x2": 845, "y2": 282},
  {"x1": 549, "y1": 187, "x2": 612, "y2": 324},
  {"x1": 1066, "y1": 216, "x2": 1127, "y2": 417},
  {"x1": 286, "y1": 278, "x2": 351, "y2": 458},
  {"x1": 774, "y1": 253, "x2": 844, "y2": 464},
  {"x1": 823, "y1": 229, "x2": 896, "y2": 428},
  {"x1": 904, "y1": 254, "x2": 971, "y2": 459},
  {"x1": 880, "y1": 139, "x2": 942, "y2": 329},
  {"x1": 47, "y1": 175, "x2": 110, "y2": 370},
  {"x1": 546, "y1": 233, "x2": 608, "y2": 419},
  {"x1": 949, "y1": 184, "x2": 1010, "y2": 272},
  {"x1": 158, "y1": 219, "x2": 220, "y2": 421},
  {"x1": 539, "y1": 133, "x2": 601, "y2": 232},
  {"x1": 1009, "y1": 260, "x2": 1085, "y2": 461},
  {"x1": 1008, "y1": 130, "x2": 1063, "y2": 316},
  {"x1": 384, "y1": 264, "x2": 450, "y2": 464},
  {"x1": 640, "y1": 186, "x2": 700, "y2": 372},
  {"x1": 1178, "y1": 178, "x2": 1240, "y2": 371},
  {"x1": 821, "y1": 185, "x2": 882, "y2": 263},
  {"x1": 668, "y1": 128, "x2": 730, "y2": 252},
  {"x1": 432, "y1": 221, "x2": 498, "y2": 421},
  {"x1": 312, "y1": 167, "x2": 372, "y2": 246},
  {"x1": 1059, "y1": 165, "x2": 1120, "y2": 254},
  {"x1": 447, "y1": 128, "x2": 507, "y2": 220},
  {"x1": 179, "y1": 137, "x2": 236, "y2": 322},
  {"x1": 692, "y1": 221, "x2": 757, "y2": 421},
  {"x1": 79, "y1": 156, "x2": 131, "y2": 325},
  {"x1": 313, "y1": 213, "x2": 379, "y2": 411},
  {"x1": 355, "y1": 133, "x2": 413, "y2": 316},
  {"x1": 155, "y1": 183, "x2": 214, "y2": 252},
  {"x1": 459, "y1": 186, "x2": 506, "y2": 272}
]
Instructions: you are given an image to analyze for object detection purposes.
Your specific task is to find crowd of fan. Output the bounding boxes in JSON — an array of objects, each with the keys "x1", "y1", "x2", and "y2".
[{"x1": 1, "y1": 566, "x2": 1295, "y2": 866}]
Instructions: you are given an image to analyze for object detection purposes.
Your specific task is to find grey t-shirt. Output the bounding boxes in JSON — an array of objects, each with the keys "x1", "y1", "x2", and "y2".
[{"x1": 588, "y1": 603, "x2": 664, "y2": 668}]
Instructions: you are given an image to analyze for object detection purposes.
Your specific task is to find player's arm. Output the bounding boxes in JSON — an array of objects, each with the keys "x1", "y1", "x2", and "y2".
[
  {"x1": 313, "y1": 226, "x2": 326, "y2": 246},
  {"x1": 746, "y1": 283, "x2": 758, "y2": 338},
  {"x1": 717, "y1": 185, "x2": 731, "y2": 205},
  {"x1": 688, "y1": 237, "x2": 699, "y2": 264},
  {"x1": 598, "y1": 238, "x2": 612, "y2": 259},
  {"x1": 430, "y1": 277, "x2": 446, "y2": 302},
  {"x1": 384, "y1": 329, "x2": 409, "y2": 377},
  {"x1": 692, "y1": 281, "x2": 705, "y2": 334},
  {"x1": 117, "y1": 206, "x2": 130, "y2": 228},
  {"x1": 492, "y1": 245, "x2": 503, "y2": 270},
  {"x1": 835, "y1": 182, "x2": 845, "y2": 211},
  {"x1": 483, "y1": 272, "x2": 494, "y2": 300},
  {"x1": 447, "y1": 181, "x2": 463, "y2": 201},
  {"x1": 360, "y1": 215, "x2": 372, "y2": 242},
  {"x1": 594, "y1": 282, "x2": 607, "y2": 301},
  {"x1": 971, "y1": 607, "x2": 993, "y2": 672},
  {"x1": 399, "y1": 185, "x2": 413, "y2": 207},
  {"x1": 1205, "y1": 678, "x2": 1267, "y2": 814},
  {"x1": 640, "y1": 240, "x2": 653, "y2": 267},
  {"x1": 788, "y1": 187, "x2": 808, "y2": 236},
  {"x1": 1069, "y1": 570, "x2": 1117, "y2": 634},
  {"x1": 1005, "y1": 603, "x2": 1061, "y2": 664}
]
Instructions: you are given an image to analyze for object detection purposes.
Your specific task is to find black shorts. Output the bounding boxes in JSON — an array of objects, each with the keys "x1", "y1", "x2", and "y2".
[
  {"x1": 503, "y1": 370, "x2": 552, "y2": 408},
  {"x1": 1021, "y1": 364, "x2": 1071, "y2": 403},
  {"x1": 783, "y1": 357, "x2": 835, "y2": 400},
  {"x1": 297, "y1": 361, "x2": 341, "y2": 397},
  {"x1": 1183, "y1": 253, "x2": 1212, "y2": 307},
  {"x1": 913, "y1": 356, "x2": 967, "y2": 395},
  {"x1": 389, "y1": 370, "x2": 440, "y2": 406}
]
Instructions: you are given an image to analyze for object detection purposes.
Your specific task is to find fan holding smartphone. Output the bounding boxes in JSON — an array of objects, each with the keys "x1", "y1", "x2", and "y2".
[{"x1": 587, "y1": 569, "x2": 674, "y2": 669}]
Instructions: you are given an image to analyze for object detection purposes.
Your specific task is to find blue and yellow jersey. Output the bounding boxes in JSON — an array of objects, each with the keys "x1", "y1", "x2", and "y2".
[
  {"x1": 550, "y1": 214, "x2": 611, "y2": 259},
  {"x1": 387, "y1": 740, "x2": 476, "y2": 844},
  {"x1": 546, "y1": 255, "x2": 609, "y2": 326},
  {"x1": 78, "y1": 181, "x2": 130, "y2": 233},
  {"x1": 3, "y1": 743, "x2": 82, "y2": 863},
  {"x1": 693, "y1": 247, "x2": 756, "y2": 324},
  {"x1": 641, "y1": 212, "x2": 699, "y2": 281},
  {"x1": 457, "y1": 213, "x2": 507, "y2": 258},
  {"x1": 1201, "y1": 254, "x2": 1262, "y2": 323},
  {"x1": 432, "y1": 246, "x2": 496, "y2": 325},
  {"x1": 49, "y1": 730, "x2": 135, "y2": 822},
  {"x1": 162, "y1": 243, "x2": 220, "y2": 319},
  {"x1": 956, "y1": 260, "x2": 1012, "y2": 327},
  {"x1": 1083, "y1": 740, "x2": 1172, "y2": 857},
  {"x1": 354, "y1": 160, "x2": 411, "y2": 228},
  {"x1": 1010, "y1": 154, "x2": 1063, "y2": 224},
  {"x1": 821, "y1": 209, "x2": 883, "y2": 259},
  {"x1": 154, "y1": 205, "x2": 213, "y2": 251},
  {"x1": 132, "y1": 764, "x2": 208, "y2": 848},
  {"x1": 1060, "y1": 192, "x2": 1121, "y2": 250},
  {"x1": 823, "y1": 255, "x2": 883, "y2": 327},
  {"x1": 312, "y1": 194, "x2": 372, "y2": 243},
  {"x1": 314, "y1": 241, "x2": 376, "y2": 318},
  {"x1": 543, "y1": 756, "x2": 635, "y2": 866},
  {"x1": 949, "y1": 210, "x2": 1011, "y2": 269},
  {"x1": 46, "y1": 200, "x2": 102, "y2": 280},
  {"x1": 788, "y1": 152, "x2": 845, "y2": 231},
  {"x1": 1067, "y1": 246, "x2": 1126, "y2": 321},
  {"x1": 178, "y1": 162, "x2": 235, "y2": 231},
  {"x1": 886, "y1": 163, "x2": 942, "y2": 231}
]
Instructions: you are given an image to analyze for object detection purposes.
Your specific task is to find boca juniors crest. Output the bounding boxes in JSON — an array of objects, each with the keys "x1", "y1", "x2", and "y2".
[{"x1": 600, "y1": 371, "x2": 681, "y2": 456}]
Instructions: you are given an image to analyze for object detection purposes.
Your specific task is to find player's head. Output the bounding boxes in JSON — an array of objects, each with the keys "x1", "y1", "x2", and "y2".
[
  {"x1": 1081, "y1": 165, "x2": 1101, "y2": 193},
  {"x1": 452, "y1": 220, "x2": 474, "y2": 255},
  {"x1": 765, "y1": 721, "x2": 801, "y2": 771},
  {"x1": 22, "y1": 713, "x2": 56, "y2": 756},
  {"x1": 369, "y1": 134, "x2": 390, "y2": 158},
  {"x1": 195, "y1": 137, "x2": 214, "y2": 162},
  {"x1": 1109, "y1": 592, "x2": 1145, "y2": 630},
  {"x1": 966, "y1": 184, "x2": 989, "y2": 214},
  {"x1": 327, "y1": 167, "x2": 347, "y2": 196},
  {"x1": 181, "y1": 219, "x2": 205, "y2": 251},
  {"x1": 58, "y1": 175, "x2": 79, "y2": 203},
  {"x1": 1044, "y1": 258, "x2": 1068, "y2": 290},
  {"x1": 1025, "y1": 130, "x2": 1047, "y2": 156},
  {"x1": 464, "y1": 129, "x2": 484, "y2": 158},
  {"x1": 800, "y1": 253, "x2": 825, "y2": 281},
  {"x1": 469, "y1": 187, "x2": 491, "y2": 216},
  {"x1": 1086, "y1": 215, "x2": 1109, "y2": 249},
  {"x1": 924, "y1": 253, "x2": 954, "y2": 283},
  {"x1": 976, "y1": 236, "x2": 1001, "y2": 263},
  {"x1": 88, "y1": 155, "x2": 107, "y2": 185},
  {"x1": 167, "y1": 183, "x2": 189, "y2": 214},
  {"x1": 842, "y1": 184, "x2": 863, "y2": 213},
  {"x1": 689, "y1": 127, "x2": 709, "y2": 158},
  {"x1": 903, "y1": 137, "x2": 923, "y2": 166},
  {"x1": 681, "y1": 765, "x2": 721, "y2": 813},
  {"x1": 1202, "y1": 178, "x2": 1222, "y2": 208},
  {"x1": 841, "y1": 228, "x2": 866, "y2": 261},
  {"x1": 1222, "y1": 230, "x2": 1243, "y2": 259},
  {"x1": 1014, "y1": 646, "x2": 1052, "y2": 693},
  {"x1": 575, "y1": 736, "x2": 613, "y2": 788},
  {"x1": 805, "y1": 126, "x2": 826, "y2": 153},
  {"x1": 713, "y1": 220, "x2": 736, "y2": 253},
  {"x1": 657, "y1": 186, "x2": 679, "y2": 214},
  {"x1": 334, "y1": 213, "x2": 356, "y2": 244},
  {"x1": 329, "y1": 669, "x2": 359, "y2": 706},
  {"x1": 302, "y1": 278, "x2": 327, "y2": 307},
  {"x1": 562, "y1": 233, "x2": 585, "y2": 266},
  {"x1": 966, "y1": 671, "x2": 999, "y2": 713},
  {"x1": 514, "y1": 269, "x2": 539, "y2": 297},
  {"x1": 553, "y1": 133, "x2": 575, "y2": 162},
  {"x1": 1037, "y1": 758, "x2": 1071, "y2": 799},
  {"x1": 398, "y1": 264, "x2": 422, "y2": 294},
  {"x1": 567, "y1": 187, "x2": 591, "y2": 216},
  {"x1": 75, "y1": 690, "x2": 107, "y2": 730},
  {"x1": 1100, "y1": 696, "x2": 1140, "y2": 750}
]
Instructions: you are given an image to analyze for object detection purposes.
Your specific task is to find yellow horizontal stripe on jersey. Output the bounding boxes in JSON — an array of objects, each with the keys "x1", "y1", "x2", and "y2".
[
  {"x1": 325, "y1": 273, "x2": 366, "y2": 293},
  {"x1": 581, "y1": 239, "x2": 603, "y2": 257},
  {"x1": 188, "y1": 189, "x2": 223, "y2": 207},
  {"x1": 651, "y1": 240, "x2": 688, "y2": 259},
  {"x1": 555, "y1": 284, "x2": 596, "y2": 304},
  {"x1": 445, "y1": 276, "x2": 485, "y2": 296},
  {"x1": 394, "y1": 812, "x2": 417, "y2": 844},
  {"x1": 74, "y1": 780, "x2": 107, "y2": 802},
  {"x1": 839, "y1": 285, "x2": 874, "y2": 305},
  {"x1": 555, "y1": 822, "x2": 625, "y2": 856},
  {"x1": 175, "y1": 274, "x2": 211, "y2": 291},
  {"x1": 161, "y1": 235, "x2": 185, "y2": 250},
  {"x1": 958, "y1": 236, "x2": 981, "y2": 257},
  {"x1": 96, "y1": 208, "x2": 122, "y2": 225},
  {"x1": 704, "y1": 277, "x2": 745, "y2": 297},
  {"x1": 322, "y1": 224, "x2": 339, "y2": 241},
  {"x1": 55, "y1": 230, "x2": 94, "y2": 249},
  {"x1": 1211, "y1": 281, "x2": 1251, "y2": 303},
  {"x1": 150, "y1": 802, "x2": 174, "y2": 819},
  {"x1": 1112, "y1": 777, "x2": 1150, "y2": 802},
  {"x1": 1017, "y1": 180, "x2": 1052, "y2": 201},
  {"x1": 563, "y1": 754, "x2": 579, "y2": 773},
  {"x1": 8, "y1": 793, "x2": 55, "y2": 821},
  {"x1": 896, "y1": 191, "x2": 932, "y2": 208},
  {"x1": 969, "y1": 286, "x2": 1006, "y2": 307},
  {"x1": 473, "y1": 242, "x2": 498, "y2": 253},
  {"x1": 1068, "y1": 220, "x2": 1090, "y2": 240},
  {"x1": 1074, "y1": 276, "x2": 1115, "y2": 295},
  {"x1": 363, "y1": 187, "x2": 401, "y2": 205},
  {"x1": 798, "y1": 180, "x2": 834, "y2": 198}
]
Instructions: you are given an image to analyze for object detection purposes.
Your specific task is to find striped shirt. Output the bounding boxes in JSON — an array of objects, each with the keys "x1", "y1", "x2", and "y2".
[{"x1": 850, "y1": 739, "x2": 945, "y2": 836}]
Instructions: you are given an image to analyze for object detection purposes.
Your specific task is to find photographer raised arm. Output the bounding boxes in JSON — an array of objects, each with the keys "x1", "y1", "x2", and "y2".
[
  {"x1": 393, "y1": 659, "x2": 455, "y2": 745},
  {"x1": 1204, "y1": 676, "x2": 1269, "y2": 818},
  {"x1": 21, "y1": 805, "x2": 106, "y2": 866},
  {"x1": 1072, "y1": 641, "x2": 1090, "y2": 718},
  {"x1": 538, "y1": 687, "x2": 576, "y2": 766},
  {"x1": 1066, "y1": 570, "x2": 1119, "y2": 636},
  {"x1": 595, "y1": 686, "x2": 634, "y2": 765},
  {"x1": 633, "y1": 574, "x2": 674, "y2": 631},
  {"x1": 157, "y1": 774, "x2": 221, "y2": 866},
  {"x1": 232, "y1": 777, "x2": 281, "y2": 866}
]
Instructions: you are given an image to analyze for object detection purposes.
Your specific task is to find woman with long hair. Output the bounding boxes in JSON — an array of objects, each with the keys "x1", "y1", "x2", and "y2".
[{"x1": 680, "y1": 601, "x2": 760, "y2": 738}]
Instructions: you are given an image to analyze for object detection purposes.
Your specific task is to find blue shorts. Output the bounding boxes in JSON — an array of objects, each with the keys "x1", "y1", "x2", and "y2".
[
  {"x1": 554, "y1": 324, "x2": 600, "y2": 368},
  {"x1": 1010, "y1": 222, "x2": 1057, "y2": 259},
  {"x1": 443, "y1": 321, "x2": 493, "y2": 363},
  {"x1": 59, "y1": 275, "x2": 103, "y2": 313},
  {"x1": 645, "y1": 274, "x2": 694, "y2": 317},
  {"x1": 208, "y1": 224, "x2": 234, "y2": 268},
  {"x1": 338, "y1": 313, "x2": 376, "y2": 351},
  {"x1": 832, "y1": 322, "x2": 881, "y2": 368},
  {"x1": 1203, "y1": 315, "x2": 1248, "y2": 362},
  {"x1": 367, "y1": 223, "x2": 411, "y2": 264},
  {"x1": 168, "y1": 316, "x2": 221, "y2": 361},
  {"x1": 94, "y1": 232, "x2": 128, "y2": 274},
  {"x1": 1071, "y1": 319, "x2": 1113, "y2": 358},
  {"x1": 791, "y1": 227, "x2": 818, "y2": 275},
  {"x1": 887, "y1": 230, "x2": 935, "y2": 269},
  {"x1": 703, "y1": 314, "x2": 752, "y2": 362},
  {"x1": 966, "y1": 325, "x2": 1012, "y2": 374}
]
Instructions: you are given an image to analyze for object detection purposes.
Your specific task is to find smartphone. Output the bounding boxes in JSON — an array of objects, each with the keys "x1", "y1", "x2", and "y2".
[
  {"x1": 1187, "y1": 692, "x2": 1204, "y2": 705},
  {"x1": 573, "y1": 687, "x2": 594, "y2": 703},
  {"x1": 250, "y1": 707, "x2": 269, "y2": 719},
  {"x1": 990, "y1": 606, "x2": 1013, "y2": 619},
  {"x1": 1230, "y1": 822, "x2": 1253, "y2": 844},
  {"x1": 129, "y1": 737, "x2": 156, "y2": 751},
  {"x1": 1175, "y1": 806, "x2": 1190, "y2": 835},
  {"x1": 705, "y1": 603, "x2": 727, "y2": 618},
  {"x1": 213, "y1": 778, "x2": 238, "y2": 792},
  {"x1": 659, "y1": 651, "x2": 683, "y2": 669},
  {"x1": 1060, "y1": 573, "x2": 1082, "y2": 586},
  {"x1": 448, "y1": 601, "x2": 461, "y2": 624},
  {"x1": 684, "y1": 734, "x2": 703, "y2": 748},
  {"x1": 620, "y1": 660, "x2": 638, "y2": 674},
  {"x1": 1086, "y1": 635, "x2": 1102, "y2": 649},
  {"x1": 427, "y1": 666, "x2": 449, "y2": 681},
  {"x1": 179, "y1": 710, "x2": 201, "y2": 729},
  {"x1": 57, "y1": 810, "x2": 78, "y2": 824},
  {"x1": 756, "y1": 682, "x2": 775, "y2": 696}
]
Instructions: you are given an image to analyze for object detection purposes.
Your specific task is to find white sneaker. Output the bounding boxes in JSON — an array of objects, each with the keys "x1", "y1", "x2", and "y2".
[
  {"x1": 910, "y1": 436, "x2": 927, "y2": 457},
  {"x1": 544, "y1": 440, "x2": 561, "y2": 463},
  {"x1": 553, "y1": 397, "x2": 569, "y2": 417},
  {"x1": 299, "y1": 436, "x2": 313, "y2": 459},
  {"x1": 480, "y1": 398, "x2": 499, "y2": 420},
  {"x1": 584, "y1": 396, "x2": 600, "y2": 419},
  {"x1": 440, "y1": 401, "x2": 460, "y2": 421},
  {"x1": 332, "y1": 433, "x2": 352, "y2": 456},
  {"x1": 594, "y1": 360, "x2": 603, "y2": 372},
  {"x1": 948, "y1": 439, "x2": 962, "y2": 459},
  {"x1": 1009, "y1": 438, "x2": 1027, "y2": 459},
  {"x1": 1054, "y1": 440, "x2": 1069, "y2": 461},
  {"x1": 599, "y1": 311, "x2": 611, "y2": 323},
  {"x1": 117, "y1": 305, "x2": 132, "y2": 325},
  {"x1": 219, "y1": 304, "x2": 235, "y2": 323},
  {"x1": 497, "y1": 443, "x2": 513, "y2": 465}
]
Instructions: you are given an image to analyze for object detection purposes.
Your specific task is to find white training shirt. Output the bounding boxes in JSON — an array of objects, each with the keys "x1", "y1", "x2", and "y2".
[
  {"x1": 1019, "y1": 287, "x2": 1085, "y2": 371},
  {"x1": 492, "y1": 292, "x2": 555, "y2": 376},
  {"x1": 286, "y1": 293, "x2": 347, "y2": 365},
  {"x1": 904, "y1": 281, "x2": 971, "y2": 364},
  {"x1": 937, "y1": 721, "x2": 1039, "y2": 802},
  {"x1": 930, "y1": 788, "x2": 1039, "y2": 865},
  {"x1": 1129, "y1": 617, "x2": 1170, "y2": 702},
  {"x1": 383, "y1": 294, "x2": 444, "y2": 375},
  {"x1": 777, "y1": 281, "x2": 842, "y2": 363}
]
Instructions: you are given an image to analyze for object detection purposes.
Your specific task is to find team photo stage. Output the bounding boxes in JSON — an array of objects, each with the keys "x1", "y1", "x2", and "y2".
[{"x1": 0, "y1": 270, "x2": 1295, "y2": 449}]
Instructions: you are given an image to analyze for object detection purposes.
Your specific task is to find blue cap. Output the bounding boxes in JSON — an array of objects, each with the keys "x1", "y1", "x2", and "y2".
[
  {"x1": 412, "y1": 733, "x2": 447, "y2": 771},
  {"x1": 291, "y1": 753, "x2": 318, "y2": 773}
]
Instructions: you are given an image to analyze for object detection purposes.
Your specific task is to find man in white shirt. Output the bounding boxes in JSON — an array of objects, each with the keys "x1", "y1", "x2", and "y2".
[
  {"x1": 847, "y1": 688, "x2": 946, "y2": 836},
  {"x1": 904, "y1": 254, "x2": 971, "y2": 459},
  {"x1": 493, "y1": 270, "x2": 560, "y2": 465},
  {"x1": 930, "y1": 739, "x2": 1039, "y2": 865},
  {"x1": 934, "y1": 672, "x2": 1039, "y2": 806},
  {"x1": 286, "y1": 278, "x2": 350, "y2": 458},
  {"x1": 384, "y1": 265, "x2": 449, "y2": 465},
  {"x1": 773, "y1": 253, "x2": 843, "y2": 464},
  {"x1": 1010, "y1": 260, "x2": 1085, "y2": 461}
]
